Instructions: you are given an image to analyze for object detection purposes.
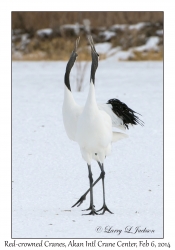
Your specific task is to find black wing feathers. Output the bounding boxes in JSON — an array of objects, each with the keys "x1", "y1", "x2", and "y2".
[{"x1": 107, "y1": 98, "x2": 144, "y2": 129}]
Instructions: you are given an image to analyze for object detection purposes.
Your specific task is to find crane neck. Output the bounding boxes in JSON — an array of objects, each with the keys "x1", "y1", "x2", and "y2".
[
  {"x1": 84, "y1": 81, "x2": 97, "y2": 109},
  {"x1": 64, "y1": 85, "x2": 76, "y2": 105},
  {"x1": 64, "y1": 71, "x2": 71, "y2": 91}
]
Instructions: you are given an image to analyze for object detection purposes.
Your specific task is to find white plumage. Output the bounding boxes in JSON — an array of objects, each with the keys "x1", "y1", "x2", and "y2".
[
  {"x1": 62, "y1": 36, "x2": 143, "y2": 215},
  {"x1": 75, "y1": 81, "x2": 113, "y2": 165}
]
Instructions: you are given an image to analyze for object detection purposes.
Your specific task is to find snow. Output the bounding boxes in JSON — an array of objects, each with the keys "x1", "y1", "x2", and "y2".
[
  {"x1": 91, "y1": 42, "x2": 112, "y2": 54},
  {"x1": 21, "y1": 33, "x2": 29, "y2": 42},
  {"x1": 83, "y1": 19, "x2": 91, "y2": 34},
  {"x1": 20, "y1": 34, "x2": 30, "y2": 50},
  {"x1": 156, "y1": 29, "x2": 163, "y2": 36},
  {"x1": 110, "y1": 24, "x2": 128, "y2": 31},
  {"x1": 36, "y1": 28, "x2": 53, "y2": 38},
  {"x1": 110, "y1": 22, "x2": 149, "y2": 32},
  {"x1": 106, "y1": 46, "x2": 121, "y2": 57},
  {"x1": 12, "y1": 60, "x2": 163, "y2": 238},
  {"x1": 99, "y1": 30, "x2": 116, "y2": 40},
  {"x1": 129, "y1": 22, "x2": 149, "y2": 30},
  {"x1": 134, "y1": 36, "x2": 160, "y2": 52},
  {"x1": 107, "y1": 49, "x2": 135, "y2": 61},
  {"x1": 94, "y1": 36, "x2": 160, "y2": 60}
]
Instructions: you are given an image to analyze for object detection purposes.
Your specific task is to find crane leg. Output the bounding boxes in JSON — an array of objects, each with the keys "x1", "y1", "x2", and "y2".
[
  {"x1": 82, "y1": 164, "x2": 98, "y2": 215},
  {"x1": 71, "y1": 161, "x2": 103, "y2": 208},
  {"x1": 96, "y1": 163, "x2": 113, "y2": 214}
]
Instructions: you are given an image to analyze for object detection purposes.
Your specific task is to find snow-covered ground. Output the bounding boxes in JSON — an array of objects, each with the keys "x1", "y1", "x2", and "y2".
[
  {"x1": 12, "y1": 59, "x2": 163, "y2": 239},
  {"x1": 36, "y1": 28, "x2": 53, "y2": 38}
]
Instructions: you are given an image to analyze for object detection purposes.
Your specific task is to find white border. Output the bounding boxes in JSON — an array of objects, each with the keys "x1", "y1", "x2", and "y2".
[{"x1": 1, "y1": 0, "x2": 175, "y2": 249}]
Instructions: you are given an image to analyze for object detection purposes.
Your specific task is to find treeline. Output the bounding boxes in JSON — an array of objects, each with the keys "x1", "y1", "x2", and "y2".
[{"x1": 12, "y1": 11, "x2": 163, "y2": 32}]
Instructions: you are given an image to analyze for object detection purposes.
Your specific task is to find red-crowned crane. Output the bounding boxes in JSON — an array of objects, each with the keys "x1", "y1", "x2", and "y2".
[{"x1": 62, "y1": 36, "x2": 144, "y2": 215}]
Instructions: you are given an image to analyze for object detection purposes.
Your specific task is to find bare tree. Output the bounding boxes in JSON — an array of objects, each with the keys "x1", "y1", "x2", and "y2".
[{"x1": 75, "y1": 61, "x2": 88, "y2": 91}]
